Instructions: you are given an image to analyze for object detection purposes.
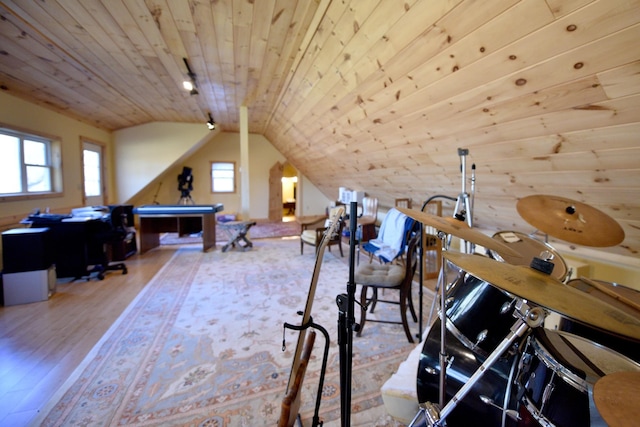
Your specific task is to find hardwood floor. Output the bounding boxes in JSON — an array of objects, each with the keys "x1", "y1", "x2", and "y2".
[{"x1": 0, "y1": 245, "x2": 177, "y2": 427}]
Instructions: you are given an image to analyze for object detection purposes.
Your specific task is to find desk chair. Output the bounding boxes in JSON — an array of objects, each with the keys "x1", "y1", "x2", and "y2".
[
  {"x1": 355, "y1": 233, "x2": 420, "y2": 343},
  {"x1": 90, "y1": 205, "x2": 133, "y2": 280}
]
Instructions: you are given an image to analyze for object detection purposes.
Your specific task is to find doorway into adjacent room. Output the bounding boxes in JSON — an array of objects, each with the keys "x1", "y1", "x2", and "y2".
[
  {"x1": 268, "y1": 161, "x2": 298, "y2": 222},
  {"x1": 281, "y1": 163, "x2": 297, "y2": 222},
  {"x1": 82, "y1": 140, "x2": 105, "y2": 206}
]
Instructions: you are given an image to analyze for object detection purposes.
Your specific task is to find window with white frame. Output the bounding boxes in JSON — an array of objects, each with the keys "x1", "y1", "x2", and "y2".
[
  {"x1": 210, "y1": 161, "x2": 236, "y2": 193},
  {"x1": 0, "y1": 128, "x2": 59, "y2": 196}
]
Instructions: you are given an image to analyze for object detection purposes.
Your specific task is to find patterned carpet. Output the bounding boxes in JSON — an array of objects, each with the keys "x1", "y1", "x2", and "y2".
[
  {"x1": 35, "y1": 238, "x2": 433, "y2": 426},
  {"x1": 159, "y1": 220, "x2": 301, "y2": 246}
]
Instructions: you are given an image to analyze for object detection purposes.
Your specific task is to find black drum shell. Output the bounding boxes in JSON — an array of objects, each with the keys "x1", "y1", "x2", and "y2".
[
  {"x1": 416, "y1": 318, "x2": 520, "y2": 427},
  {"x1": 445, "y1": 272, "x2": 517, "y2": 355}
]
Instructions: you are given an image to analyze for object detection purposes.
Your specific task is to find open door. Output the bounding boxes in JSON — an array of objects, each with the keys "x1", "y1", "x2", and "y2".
[{"x1": 269, "y1": 162, "x2": 283, "y2": 221}]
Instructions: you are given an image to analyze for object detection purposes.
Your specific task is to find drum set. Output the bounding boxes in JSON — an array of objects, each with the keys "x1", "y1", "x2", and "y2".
[{"x1": 397, "y1": 195, "x2": 640, "y2": 427}]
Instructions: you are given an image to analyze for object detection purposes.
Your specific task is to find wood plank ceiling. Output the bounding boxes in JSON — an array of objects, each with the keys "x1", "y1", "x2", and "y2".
[{"x1": 0, "y1": 0, "x2": 639, "y2": 262}]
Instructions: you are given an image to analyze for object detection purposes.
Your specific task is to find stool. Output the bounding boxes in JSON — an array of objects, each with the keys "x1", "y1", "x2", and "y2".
[{"x1": 219, "y1": 221, "x2": 256, "y2": 252}]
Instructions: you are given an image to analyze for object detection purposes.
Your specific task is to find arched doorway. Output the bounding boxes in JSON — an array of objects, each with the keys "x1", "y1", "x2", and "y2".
[{"x1": 268, "y1": 161, "x2": 298, "y2": 222}]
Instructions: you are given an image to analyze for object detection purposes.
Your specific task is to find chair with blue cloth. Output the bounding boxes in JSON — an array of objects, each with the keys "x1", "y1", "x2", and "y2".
[
  {"x1": 361, "y1": 208, "x2": 415, "y2": 265},
  {"x1": 355, "y1": 233, "x2": 420, "y2": 343}
]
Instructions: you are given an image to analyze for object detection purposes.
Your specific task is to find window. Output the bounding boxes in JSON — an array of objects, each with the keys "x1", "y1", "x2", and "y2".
[
  {"x1": 0, "y1": 128, "x2": 58, "y2": 196},
  {"x1": 211, "y1": 162, "x2": 235, "y2": 193}
]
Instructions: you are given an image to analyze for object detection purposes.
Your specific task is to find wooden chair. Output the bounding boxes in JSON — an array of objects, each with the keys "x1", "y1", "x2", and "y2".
[
  {"x1": 300, "y1": 207, "x2": 344, "y2": 257},
  {"x1": 361, "y1": 208, "x2": 415, "y2": 265},
  {"x1": 394, "y1": 198, "x2": 412, "y2": 209},
  {"x1": 355, "y1": 233, "x2": 420, "y2": 343},
  {"x1": 357, "y1": 197, "x2": 378, "y2": 242},
  {"x1": 279, "y1": 330, "x2": 316, "y2": 427}
]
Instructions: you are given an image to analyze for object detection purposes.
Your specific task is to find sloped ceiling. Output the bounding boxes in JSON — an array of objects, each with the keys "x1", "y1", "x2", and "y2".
[{"x1": 0, "y1": 0, "x2": 638, "y2": 261}]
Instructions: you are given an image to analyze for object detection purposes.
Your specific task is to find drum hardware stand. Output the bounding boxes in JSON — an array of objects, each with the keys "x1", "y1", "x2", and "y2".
[
  {"x1": 453, "y1": 148, "x2": 475, "y2": 254},
  {"x1": 417, "y1": 148, "x2": 475, "y2": 340},
  {"x1": 418, "y1": 195, "x2": 456, "y2": 342},
  {"x1": 337, "y1": 202, "x2": 360, "y2": 427},
  {"x1": 479, "y1": 395, "x2": 521, "y2": 422},
  {"x1": 410, "y1": 301, "x2": 546, "y2": 427},
  {"x1": 282, "y1": 315, "x2": 330, "y2": 427}
]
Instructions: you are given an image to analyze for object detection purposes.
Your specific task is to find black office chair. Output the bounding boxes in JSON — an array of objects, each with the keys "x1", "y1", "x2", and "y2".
[{"x1": 89, "y1": 206, "x2": 133, "y2": 280}]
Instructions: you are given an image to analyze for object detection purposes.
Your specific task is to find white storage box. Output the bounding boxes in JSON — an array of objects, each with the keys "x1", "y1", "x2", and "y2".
[{"x1": 3, "y1": 266, "x2": 56, "y2": 306}]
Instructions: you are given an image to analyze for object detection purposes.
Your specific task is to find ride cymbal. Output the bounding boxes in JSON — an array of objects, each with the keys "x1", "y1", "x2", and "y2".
[
  {"x1": 516, "y1": 195, "x2": 624, "y2": 247},
  {"x1": 594, "y1": 372, "x2": 640, "y2": 427},
  {"x1": 396, "y1": 207, "x2": 522, "y2": 258},
  {"x1": 444, "y1": 251, "x2": 640, "y2": 341}
]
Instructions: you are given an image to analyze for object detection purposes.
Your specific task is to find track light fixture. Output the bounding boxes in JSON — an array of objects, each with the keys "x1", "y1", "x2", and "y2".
[
  {"x1": 207, "y1": 112, "x2": 216, "y2": 130},
  {"x1": 182, "y1": 58, "x2": 198, "y2": 95}
]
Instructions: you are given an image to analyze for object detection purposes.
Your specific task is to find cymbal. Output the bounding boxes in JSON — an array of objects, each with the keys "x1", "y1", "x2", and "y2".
[
  {"x1": 444, "y1": 251, "x2": 640, "y2": 341},
  {"x1": 516, "y1": 195, "x2": 624, "y2": 247},
  {"x1": 594, "y1": 371, "x2": 640, "y2": 427},
  {"x1": 395, "y1": 207, "x2": 522, "y2": 258}
]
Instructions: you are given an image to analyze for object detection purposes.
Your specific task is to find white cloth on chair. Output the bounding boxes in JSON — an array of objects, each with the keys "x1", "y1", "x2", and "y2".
[{"x1": 366, "y1": 208, "x2": 407, "y2": 261}]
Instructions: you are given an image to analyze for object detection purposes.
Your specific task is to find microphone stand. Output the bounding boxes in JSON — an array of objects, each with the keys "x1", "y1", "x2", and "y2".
[{"x1": 337, "y1": 201, "x2": 358, "y2": 427}]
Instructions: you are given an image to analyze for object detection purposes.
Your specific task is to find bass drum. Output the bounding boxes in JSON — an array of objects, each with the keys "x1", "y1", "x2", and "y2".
[
  {"x1": 558, "y1": 278, "x2": 640, "y2": 361},
  {"x1": 417, "y1": 317, "x2": 523, "y2": 427},
  {"x1": 513, "y1": 329, "x2": 640, "y2": 427},
  {"x1": 489, "y1": 231, "x2": 568, "y2": 282},
  {"x1": 444, "y1": 267, "x2": 519, "y2": 356}
]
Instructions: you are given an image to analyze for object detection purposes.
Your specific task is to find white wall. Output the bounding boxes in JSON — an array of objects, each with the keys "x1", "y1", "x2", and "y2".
[
  {"x1": 126, "y1": 131, "x2": 331, "y2": 220},
  {"x1": 298, "y1": 175, "x2": 331, "y2": 217},
  {"x1": 113, "y1": 122, "x2": 213, "y2": 203}
]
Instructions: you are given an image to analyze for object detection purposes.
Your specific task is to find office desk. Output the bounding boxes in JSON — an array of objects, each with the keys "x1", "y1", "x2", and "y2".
[{"x1": 133, "y1": 204, "x2": 224, "y2": 254}]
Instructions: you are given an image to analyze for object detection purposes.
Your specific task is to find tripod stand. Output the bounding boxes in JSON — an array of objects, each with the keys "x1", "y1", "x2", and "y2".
[{"x1": 178, "y1": 190, "x2": 195, "y2": 205}]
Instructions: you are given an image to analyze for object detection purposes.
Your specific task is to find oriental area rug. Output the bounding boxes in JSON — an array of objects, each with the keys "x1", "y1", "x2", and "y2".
[
  {"x1": 35, "y1": 238, "x2": 433, "y2": 426},
  {"x1": 159, "y1": 220, "x2": 301, "y2": 246}
]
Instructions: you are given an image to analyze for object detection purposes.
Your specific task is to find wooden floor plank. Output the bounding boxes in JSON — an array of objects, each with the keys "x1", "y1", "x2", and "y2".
[{"x1": 0, "y1": 245, "x2": 177, "y2": 427}]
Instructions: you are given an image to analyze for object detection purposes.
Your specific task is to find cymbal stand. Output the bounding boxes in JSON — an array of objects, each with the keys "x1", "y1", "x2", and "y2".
[
  {"x1": 418, "y1": 195, "x2": 456, "y2": 342},
  {"x1": 410, "y1": 300, "x2": 546, "y2": 427},
  {"x1": 436, "y1": 232, "x2": 449, "y2": 408},
  {"x1": 452, "y1": 148, "x2": 475, "y2": 253}
]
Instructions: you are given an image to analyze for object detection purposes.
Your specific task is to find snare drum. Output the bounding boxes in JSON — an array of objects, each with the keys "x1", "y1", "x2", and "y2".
[
  {"x1": 515, "y1": 329, "x2": 640, "y2": 427},
  {"x1": 489, "y1": 231, "x2": 568, "y2": 282}
]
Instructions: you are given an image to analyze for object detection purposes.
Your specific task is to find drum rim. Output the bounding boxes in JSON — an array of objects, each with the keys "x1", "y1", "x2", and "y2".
[
  {"x1": 529, "y1": 334, "x2": 589, "y2": 393},
  {"x1": 519, "y1": 395, "x2": 558, "y2": 427},
  {"x1": 552, "y1": 330, "x2": 640, "y2": 371}
]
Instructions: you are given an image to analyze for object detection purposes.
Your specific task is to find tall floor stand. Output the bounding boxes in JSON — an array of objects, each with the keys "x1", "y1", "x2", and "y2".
[
  {"x1": 418, "y1": 195, "x2": 456, "y2": 341},
  {"x1": 337, "y1": 201, "x2": 358, "y2": 427},
  {"x1": 453, "y1": 148, "x2": 476, "y2": 253}
]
